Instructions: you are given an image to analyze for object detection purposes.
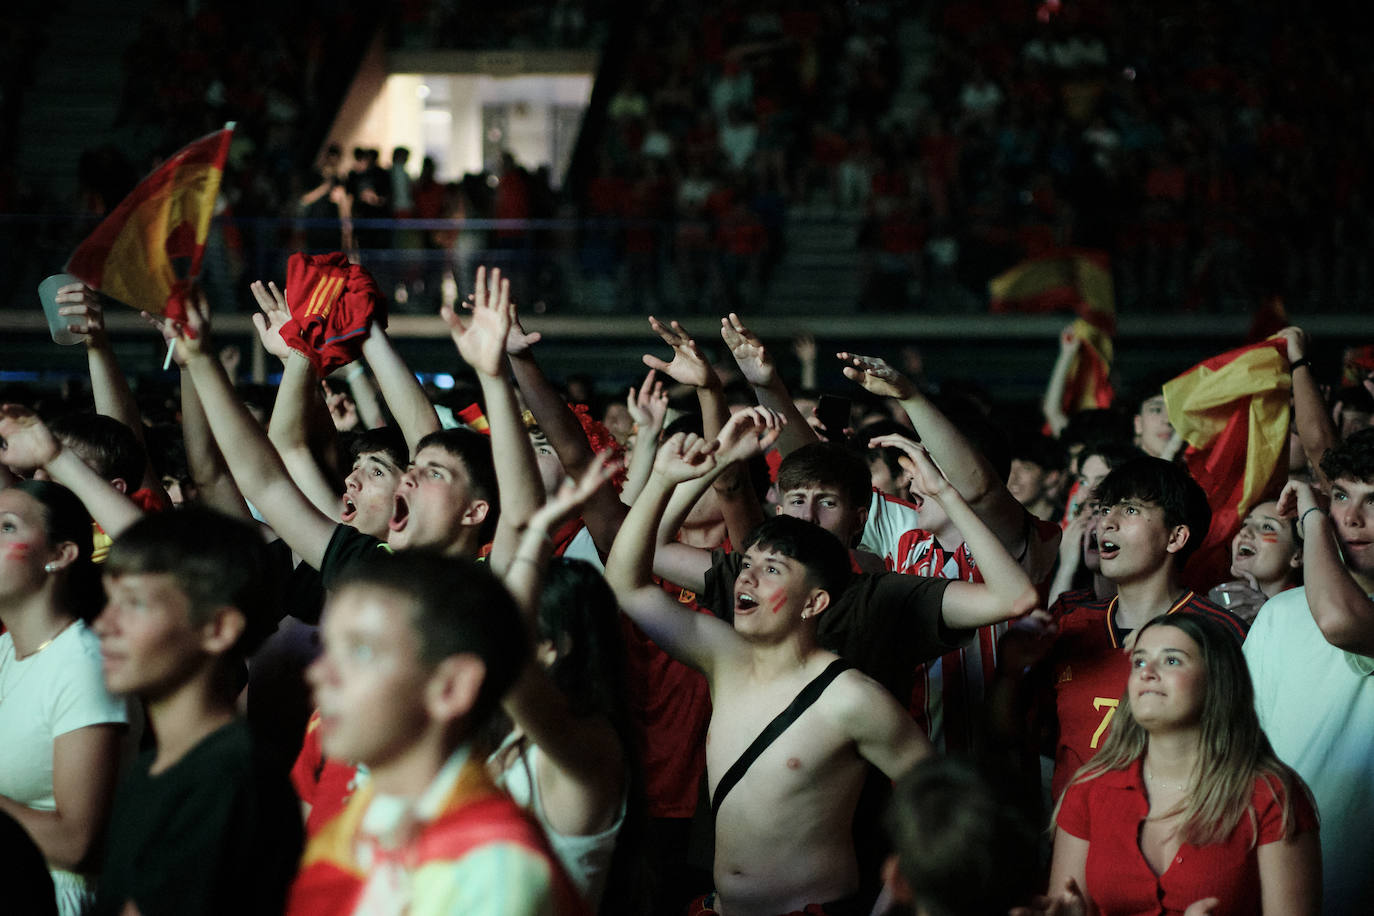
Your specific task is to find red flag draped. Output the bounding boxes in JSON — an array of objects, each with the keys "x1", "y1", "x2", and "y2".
[{"x1": 66, "y1": 125, "x2": 234, "y2": 324}]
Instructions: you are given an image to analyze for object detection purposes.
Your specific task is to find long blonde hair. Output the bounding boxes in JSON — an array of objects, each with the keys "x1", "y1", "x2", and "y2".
[{"x1": 1056, "y1": 612, "x2": 1312, "y2": 846}]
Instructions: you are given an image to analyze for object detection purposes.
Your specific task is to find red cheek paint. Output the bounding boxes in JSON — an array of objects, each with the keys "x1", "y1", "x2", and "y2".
[
  {"x1": 771, "y1": 594, "x2": 786, "y2": 614},
  {"x1": 1260, "y1": 533, "x2": 1279, "y2": 544},
  {"x1": 5, "y1": 543, "x2": 32, "y2": 560}
]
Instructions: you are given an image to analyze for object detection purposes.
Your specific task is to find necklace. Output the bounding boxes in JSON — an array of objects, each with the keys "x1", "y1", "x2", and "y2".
[
  {"x1": 1143, "y1": 760, "x2": 1191, "y2": 794},
  {"x1": 0, "y1": 620, "x2": 76, "y2": 704}
]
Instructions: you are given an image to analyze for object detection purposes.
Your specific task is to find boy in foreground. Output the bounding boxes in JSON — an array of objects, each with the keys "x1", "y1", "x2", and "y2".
[
  {"x1": 93, "y1": 509, "x2": 302, "y2": 916},
  {"x1": 287, "y1": 551, "x2": 586, "y2": 915},
  {"x1": 605, "y1": 431, "x2": 934, "y2": 916}
]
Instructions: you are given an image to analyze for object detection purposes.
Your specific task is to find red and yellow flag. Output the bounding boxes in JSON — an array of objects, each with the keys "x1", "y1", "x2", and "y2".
[
  {"x1": 988, "y1": 249, "x2": 1115, "y2": 327},
  {"x1": 1060, "y1": 317, "x2": 1116, "y2": 415},
  {"x1": 991, "y1": 250, "x2": 1117, "y2": 417},
  {"x1": 65, "y1": 124, "x2": 235, "y2": 323},
  {"x1": 1163, "y1": 338, "x2": 1291, "y2": 593}
]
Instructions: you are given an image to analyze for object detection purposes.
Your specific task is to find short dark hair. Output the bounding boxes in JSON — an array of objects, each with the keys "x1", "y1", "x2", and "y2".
[
  {"x1": 344, "y1": 426, "x2": 408, "y2": 470},
  {"x1": 741, "y1": 516, "x2": 852, "y2": 601},
  {"x1": 1094, "y1": 457, "x2": 1211, "y2": 562},
  {"x1": 1080, "y1": 441, "x2": 1145, "y2": 478},
  {"x1": 47, "y1": 412, "x2": 146, "y2": 488},
  {"x1": 1320, "y1": 428, "x2": 1374, "y2": 485},
  {"x1": 885, "y1": 756, "x2": 1037, "y2": 916},
  {"x1": 106, "y1": 508, "x2": 283, "y2": 658},
  {"x1": 1011, "y1": 432, "x2": 1065, "y2": 472},
  {"x1": 776, "y1": 442, "x2": 872, "y2": 510},
  {"x1": 333, "y1": 552, "x2": 528, "y2": 729},
  {"x1": 414, "y1": 428, "x2": 499, "y2": 542}
]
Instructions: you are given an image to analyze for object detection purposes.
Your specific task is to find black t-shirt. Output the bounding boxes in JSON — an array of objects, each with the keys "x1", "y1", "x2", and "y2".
[
  {"x1": 95, "y1": 720, "x2": 303, "y2": 916},
  {"x1": 319, "y1": 523, "x2": 390, "y2": 590},
  {"x1": 699, "y1": 549, "x2": 966, "y2": 702}
]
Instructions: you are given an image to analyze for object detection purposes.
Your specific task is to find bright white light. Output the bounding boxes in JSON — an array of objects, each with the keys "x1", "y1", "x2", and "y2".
[{"x1": 433, "y1": 373, "x2": 455, "y2": 390}]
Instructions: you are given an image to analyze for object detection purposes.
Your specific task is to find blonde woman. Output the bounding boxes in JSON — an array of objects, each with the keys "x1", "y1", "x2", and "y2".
[{"x1": 1042, "y1": 612, "x2": 1320, "y2": 916}]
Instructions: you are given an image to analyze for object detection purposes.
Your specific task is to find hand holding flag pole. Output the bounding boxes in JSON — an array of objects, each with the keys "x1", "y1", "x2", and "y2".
[{"x1": 64, "y1": 123, "x2": 235, "y2": 346}]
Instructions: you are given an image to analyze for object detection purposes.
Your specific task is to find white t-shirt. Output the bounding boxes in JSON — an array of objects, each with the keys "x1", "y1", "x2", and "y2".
[
  {"x1": 0, "y1": 620, "x2": 128, "y2": 810},
  {"x1": 1245, "y1": 587, "x2": 1374, "y2": 916}
]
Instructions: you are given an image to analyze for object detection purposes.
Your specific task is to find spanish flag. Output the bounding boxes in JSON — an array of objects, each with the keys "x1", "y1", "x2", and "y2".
[
  {"x1": 1060, "y1": 317, "x2": 1116, "y2": 415},
  {"x1": 988, "y1": 249, "x2": 1115, "y2": 328},
  {"x1": 991, "y1": 250, "x2": 1117, "y2": 418},
  {"x1": 1163, "y1": 338, "x2": 1291, "y2": 593},
  {"x1": 66, "y1": 124, "x2": 235, "y2": 324}
]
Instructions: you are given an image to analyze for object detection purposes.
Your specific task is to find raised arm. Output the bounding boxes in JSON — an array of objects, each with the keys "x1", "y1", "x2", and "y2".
[
  {"x1": 1279, "y1": 479, "x2": 1374, "y2": 654},
  {"x1": 620, "y1": 368, "x2": 668, "y2": 505},
  {"x1": 721, "y1": 312, "x2": 818, "y2": 456},
  {"x1": 1042, "y1": 325, "x2": 1082, "y2": 438},
  {"x1": 842, "y1": 352, "x2": 1057, "y2": 580},
  {"x1": 159, "y1": 296, "x2": 338, "y2": 569},
  {"x1": 500, "y1": 456, "x2": 626, "y2": 832},
  {"x1": 1278, "y1": 327, "x2": 1338, "y2": 484},
  {"x1": 441, "y1": 266, "x2": 542, "y2": 571},
  {"x1": 504, "y1": 306, "x2": 629, "y2": 555},
  {"x1": 875, "y1": 435, "x2": 1038, "y2": 627},
  {"x1": 178, "y1": 370, "x2": 251, "y2": 519},
  {"x1": 604, "y1": 432, "x2": 741, "y2": 674},
  {"x1": 0, "y1": 406, "x2": 144, "y2": 539},
  {"x1": 360, "y1": 322, "x2": 440, "y2": 454},
  {"x1": 57, "y1": 283, "x2": 162, "y2": 493}
]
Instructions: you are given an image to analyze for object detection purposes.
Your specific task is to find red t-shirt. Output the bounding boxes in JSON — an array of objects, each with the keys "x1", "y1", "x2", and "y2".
[
  {"x1": 1057, "y1": 759, "x2": 1318, "y2": 916},
  {"x1": 1046, "y1": 591, "x2": 1247, "y2": 801}
]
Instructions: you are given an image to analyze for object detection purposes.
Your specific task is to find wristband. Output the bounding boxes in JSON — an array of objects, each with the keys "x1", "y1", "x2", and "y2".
[
  {"x1": 1289, "y1": 357, "x2": 1311, "y2": 373},
  {"x1": 1299, "y1": 506, "x2": 1323, "y2": 539}
]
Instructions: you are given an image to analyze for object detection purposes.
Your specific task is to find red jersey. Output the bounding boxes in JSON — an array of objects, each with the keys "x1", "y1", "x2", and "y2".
[{"x1": 1047, "y1": 590, "x2": 1247, "y2": 800}]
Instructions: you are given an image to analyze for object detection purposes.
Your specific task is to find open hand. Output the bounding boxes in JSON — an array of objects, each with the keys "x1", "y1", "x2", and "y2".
[
  {"x1": 526, "y1": 450, "x2": 622, "y2": 535},
  {"x1": 1009, "y1": 876, "x2": 1093, "y2": 916},
  {"x1": 838, "y1": 352, "x2": 916, "y2": 400},
  {"x1": 644, "y1": 317, "x2": 715, "y2": 389},
  {"x1": 720, "y1": 313, "x2": 775, "y2": 387},
  {"x1": 652, "y1": 431, "x2": 718, "y2": 485},
  {"x1": 442, "y1": 265, "x2": 513, "y2": 378},
  {"x1": 715, "y1": 406, "x2": 786, "y2": 464},
  {"x1": 627, "y1": 369, "x2": 669, "y2": 431},
  {"x1": 0, "y1": 404, "x2": 62, "y2": 472},
  {"x1": 249, "y1": 279, "x2": 293, "y2": 362},
  {"x1": 463, "y1": 289, "x2": 541, "y2": 356}
]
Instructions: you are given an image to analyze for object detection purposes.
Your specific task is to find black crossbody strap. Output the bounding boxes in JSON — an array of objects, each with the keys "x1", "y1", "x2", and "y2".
[{"x1": 710, "y1": 658, "x2": 854, "y2": 817}]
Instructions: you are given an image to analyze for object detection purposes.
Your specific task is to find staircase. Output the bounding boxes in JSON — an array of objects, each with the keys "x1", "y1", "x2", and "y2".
[{"x1": 16, "y1": 0, "x2": 153, "y2": 204}]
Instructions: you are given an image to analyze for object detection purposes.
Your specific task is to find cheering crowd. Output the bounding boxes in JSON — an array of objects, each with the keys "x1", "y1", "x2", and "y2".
[{"x1": 0, "y1": 258, "x2": 1371, "y2": 916}]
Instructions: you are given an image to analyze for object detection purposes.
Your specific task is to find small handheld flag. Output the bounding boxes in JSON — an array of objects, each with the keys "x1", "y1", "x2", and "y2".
[{"x1": 66, "y1": 124, "x2": 235, "y2": 325}]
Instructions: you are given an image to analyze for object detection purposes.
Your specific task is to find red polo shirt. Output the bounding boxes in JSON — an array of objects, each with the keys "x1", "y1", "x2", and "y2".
[{"x1": 1057, "y1": 758, "x2": 1317, "y2": 916}]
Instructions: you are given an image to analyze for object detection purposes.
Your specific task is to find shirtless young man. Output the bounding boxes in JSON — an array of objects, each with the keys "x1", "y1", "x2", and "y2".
[{"x1": 605, "y1": 424, "x2": 934, "y2": 916}]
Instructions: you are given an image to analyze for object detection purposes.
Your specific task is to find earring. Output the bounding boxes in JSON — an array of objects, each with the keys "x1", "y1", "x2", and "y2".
[{"x1": 44, "y1": 562, "x2": 57, "y2": 573}]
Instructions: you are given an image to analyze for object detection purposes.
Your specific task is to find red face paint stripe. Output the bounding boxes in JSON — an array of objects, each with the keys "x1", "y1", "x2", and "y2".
[{"x1": 771, "y1": 594, "x2": 786, "y2": 614}]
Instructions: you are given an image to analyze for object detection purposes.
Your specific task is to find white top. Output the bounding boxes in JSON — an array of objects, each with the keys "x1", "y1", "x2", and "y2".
[
  {"x1": 0, "y1": 620, "x2": 129, "y2": 916},
  {"x1": 492, "y1": 734, "x2": 625, "y2": 911},
  {"x1": 1245, "y1": 587, "x2": 1374, "y2": 916},
  {"x1": 0, "y1": 621, "x2": 127, "y2": 809}
]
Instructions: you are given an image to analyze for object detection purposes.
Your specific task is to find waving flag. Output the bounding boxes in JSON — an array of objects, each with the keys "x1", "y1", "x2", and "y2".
[
  {"x1": 988, "y1": 249, "x2": 1114, "y2": 326},
  {"x1": 1060, "y1": 317, "x2": 1116, "y2": 415},
  {"x1": 66, "y1": 124, "x2": 235, "y2": 323},
  {"x1": 1164, "y1": 338, "x2": 1291, "y2": 592}
]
